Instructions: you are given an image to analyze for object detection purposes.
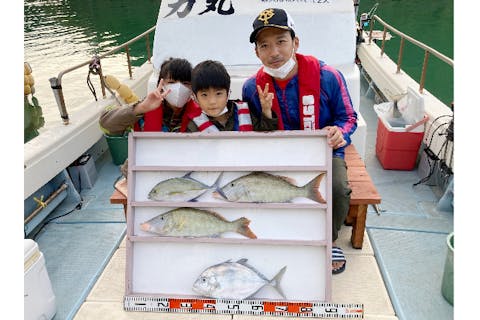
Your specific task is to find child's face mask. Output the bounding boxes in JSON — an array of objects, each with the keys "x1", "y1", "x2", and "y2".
[
  {"x1": 202, "y1": 106, "x2": 228, "y2": 117},
  {"x1": 164, "y1": 82, "x2": 192, "y2": 108}
]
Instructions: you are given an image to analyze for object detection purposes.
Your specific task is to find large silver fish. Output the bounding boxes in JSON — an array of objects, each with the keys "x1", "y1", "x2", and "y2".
[
  {"x1": 140, "y1": 207, "x2": 257, "y2": 239},
  {"x1": 213, "y1": 172, "x2": 326, "y2": 203},
  {"x1": 192, "y1": 259, "x2": 286, "y2": 299},
  {"x1": 148, "y1": 172, "x2": 221, "y2": 201}
]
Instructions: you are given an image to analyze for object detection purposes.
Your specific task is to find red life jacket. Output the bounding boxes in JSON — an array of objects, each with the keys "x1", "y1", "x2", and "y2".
[
  {"x1": 255, "y1": 53, "x2": 320, "y2": 130},
  {"x1": 188, "y1": 101, "x2": 253, "y2": 132},
  {"x1": 134, "y1": 100, "x2": 199, "y2": 132}
]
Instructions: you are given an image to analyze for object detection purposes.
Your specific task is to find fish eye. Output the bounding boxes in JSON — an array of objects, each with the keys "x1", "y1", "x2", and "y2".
[
  {"x1": 230, "y1": 183, "x2": 234, "y2": 187},
  {"x1": 201, "y1": 277, "x2": 206, "y2": 282}
]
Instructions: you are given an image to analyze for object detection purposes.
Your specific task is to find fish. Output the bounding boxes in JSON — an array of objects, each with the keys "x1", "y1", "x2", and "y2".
[
  {"x1": 213, "y1": 171, "x2": 326, "y2": 203},
  {"x1": 192, "y1": 259, "x2": 286, "y2": 299},
  {"x1": 148, "y1": 172, "x2": 221, "y2": 201},
  {"x1": 140, "y1": 207, "x2": 257, "y2": 239}
]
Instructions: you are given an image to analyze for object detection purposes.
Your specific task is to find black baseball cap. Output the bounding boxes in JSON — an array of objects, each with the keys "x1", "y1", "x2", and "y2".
[{"x1": 249, "y1": 8, "x2": 296, "y2": 43}]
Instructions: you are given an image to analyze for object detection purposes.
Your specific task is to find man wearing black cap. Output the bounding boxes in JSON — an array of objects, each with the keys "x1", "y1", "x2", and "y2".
[{"x1": 243, "y1": 8, "x2": 358, "y2": 275}]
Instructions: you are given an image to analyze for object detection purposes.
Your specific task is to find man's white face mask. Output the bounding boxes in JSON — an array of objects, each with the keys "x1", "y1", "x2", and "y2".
[
  {"x1": 164, "y1": 82, "x2": 192, "y2": 108},
  {"x1": 263, "y1": 49, "x2": 296, "y2": 79}
]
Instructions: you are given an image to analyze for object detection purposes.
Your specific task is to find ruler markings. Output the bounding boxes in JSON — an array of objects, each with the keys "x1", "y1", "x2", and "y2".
[{"x1": 125, "y1": 296, "x2": 364, "y2": 318}]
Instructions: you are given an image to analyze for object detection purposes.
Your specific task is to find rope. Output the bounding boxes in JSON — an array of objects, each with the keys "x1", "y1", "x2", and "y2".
[
  {"x1": 33, "y1": 195, "x2": 47, "y2": 208},
  {"x1": 87, "y1": 56, "x2": 102, "y2": 101}
]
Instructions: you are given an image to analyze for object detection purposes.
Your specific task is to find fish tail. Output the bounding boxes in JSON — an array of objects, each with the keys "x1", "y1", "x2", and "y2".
[
  {"x1": 210, "y1": 172, "x2": 224, "y2": 189},
  {"x1": 234, "y1": 217, "x2": 257, "y2": 239},
  {"x1": 212, "y1": 172, "x2": 228, "y2": 200},
  {"x1": 270, "y1": 266, "x2": 287, "y2": 299},
  {"x1": 305, "y1": 173, "x2": 326, "y2": 203}
]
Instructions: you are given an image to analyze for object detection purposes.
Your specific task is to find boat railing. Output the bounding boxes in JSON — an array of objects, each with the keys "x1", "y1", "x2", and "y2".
[
  {"x1": 366, "y1": 14, "x2": 454, "y2": 95},
  {"x1": 49, "y1": 26, "x2": 156, "y2": 125}
]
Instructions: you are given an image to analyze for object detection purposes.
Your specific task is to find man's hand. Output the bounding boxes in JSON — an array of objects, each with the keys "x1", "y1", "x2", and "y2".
[
  {"x1": 257, "y1": 83, "x2": 274, "y2": 119},
  {"x1": 325, "y1": 125, "x2": 347, "y2": 149},
  {"x1": 133, "y1": 78, "x2": 172, "y2": 115}
]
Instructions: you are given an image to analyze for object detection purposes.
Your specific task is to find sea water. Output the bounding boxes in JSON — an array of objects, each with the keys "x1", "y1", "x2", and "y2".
[
  {"x1": 24, "y1": 0, "x2": 161, "y2": 128},
  {"x1": 24, "y1": 0, "x2": 453, "y2": 130},
  {"x1": 358, "y1": 0, "x2": 453, "y2": 106}
]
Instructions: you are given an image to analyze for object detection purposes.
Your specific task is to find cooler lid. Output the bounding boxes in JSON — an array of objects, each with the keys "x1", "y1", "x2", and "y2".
[{"x1": 24, "y1": 239, "x2": 40, "y2": 272}]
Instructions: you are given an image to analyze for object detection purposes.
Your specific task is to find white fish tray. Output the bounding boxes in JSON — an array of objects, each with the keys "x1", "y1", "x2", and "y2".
[{"x1": 125, "y1": 131, "x2": 333, "y2": 304}]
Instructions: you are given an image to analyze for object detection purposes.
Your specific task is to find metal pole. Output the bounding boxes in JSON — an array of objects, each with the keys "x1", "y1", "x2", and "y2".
[
  {"x1": 146, "y1": 34, "x2": 151, "y2": 63},
  {"x1": 419, "y1": 51, "x2": 430, "y2": 94},
  {"x1": 24, "y1": 183, "x2": 69, "y2": 225},
  {"x1": 126, "y1": 45, "x2": 133, "y2": 79},
  {"x1": 49, "y1": 77, "x2": 69, "y2": 125},
  {"x1": 396, "y1": 37, "x2": 405, "y2": 73}
]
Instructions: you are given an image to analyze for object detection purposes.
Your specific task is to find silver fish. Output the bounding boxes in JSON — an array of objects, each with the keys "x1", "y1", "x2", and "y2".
[
  {"x1": 192, "y1": 259, "x2": 286, "y2": 299},
  {"x1": 213, "y1": 172, "x2": 326, "y2": 203},
  {"x1": 140, "y1": 207, "x2": 257, "y2": 239},
  {"x1": 148, "y1": 172, "x2": 221, "y2": 201}
]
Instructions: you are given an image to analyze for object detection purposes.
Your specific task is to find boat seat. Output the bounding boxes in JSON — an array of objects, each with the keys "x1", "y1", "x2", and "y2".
[
  {"x1": 109, "y1": 143, "x2": 381, "y2": 249},
  {"x1": 344, "y1": 144, "x2": 382, "y2": 248}
]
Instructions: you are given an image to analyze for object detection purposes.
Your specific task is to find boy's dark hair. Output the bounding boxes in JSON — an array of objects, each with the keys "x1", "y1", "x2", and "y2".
[
  {"x1": 157, "y1": 57, "x2": 192, "y2": 85},
  {"x1": 191, "y1": 60, "x2": 230, "y2": 94}
]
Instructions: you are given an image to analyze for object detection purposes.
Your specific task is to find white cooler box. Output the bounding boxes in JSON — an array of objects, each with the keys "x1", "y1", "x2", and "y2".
[{"x1": 24, "y1": 239, "x2": 56, "y2": 320}]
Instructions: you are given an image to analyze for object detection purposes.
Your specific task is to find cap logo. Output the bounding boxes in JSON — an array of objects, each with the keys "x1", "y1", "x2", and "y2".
[{"x1": 258, "y1": 9, "x2": 275, "y2": 25}]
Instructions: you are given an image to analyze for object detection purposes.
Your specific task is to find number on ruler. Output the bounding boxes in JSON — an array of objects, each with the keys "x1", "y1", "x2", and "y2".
[
  {"x1": 325, "y1": 307, "x2": 338, "y2": 313},
  {"x1": 227, "y1": 304, "x2": 240, "y2": 310},
  {"x1": 300, "y1": 307, "x2": 313, "y2": 313},
  {"x1": 251, "y1": 305, "x2": 263, "y2": 311}
]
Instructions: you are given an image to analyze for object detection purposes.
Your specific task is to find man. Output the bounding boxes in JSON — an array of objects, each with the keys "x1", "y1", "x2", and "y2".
[{"x1": 242, "y1": 8, "x2": 358, "y2": 274}]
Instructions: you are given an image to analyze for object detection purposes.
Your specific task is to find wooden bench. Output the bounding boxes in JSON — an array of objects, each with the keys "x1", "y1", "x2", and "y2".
[
  {"x1": 344, "y1": 144, "x2": 382, "y2": 249},
  {"x1": 110, "y1": 188, "x2": 128, "y2": 218},
  {"x1": 110, "y1": 144, "x2": 381, "y2": 249}
]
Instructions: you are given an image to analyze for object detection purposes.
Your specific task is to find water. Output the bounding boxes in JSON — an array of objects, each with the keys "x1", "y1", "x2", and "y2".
[
  {"x1": 358, "y1": 0, "x2": 454, "y2": 107},
  {"x1": 24, "y1": 0, "x2": 161, "y2": 128},
  {"x1": 24, "y1": 0, "x2": 453, "y2": 130}
]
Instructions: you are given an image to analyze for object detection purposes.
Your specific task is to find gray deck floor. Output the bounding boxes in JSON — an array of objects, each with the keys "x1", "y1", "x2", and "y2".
[{"x1": 31, "y1": 77, "x2": 454, "y2": 320}]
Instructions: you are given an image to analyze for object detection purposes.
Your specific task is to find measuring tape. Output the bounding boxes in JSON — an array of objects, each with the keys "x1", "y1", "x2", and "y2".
[{"x1": 124, "y1": 296, "x2": 363, "y2": 318}]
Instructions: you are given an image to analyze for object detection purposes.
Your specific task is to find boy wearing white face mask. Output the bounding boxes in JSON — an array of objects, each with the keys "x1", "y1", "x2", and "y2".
[
  {"x1": 186, "y1": 60, "x2": 276, "y2": 132},
  {"x1": 100, "y1": 57, "x2": 198, "y2": 134},
  {"x1": 242, "y1": 8, "x2": 358, "y2": 275}
]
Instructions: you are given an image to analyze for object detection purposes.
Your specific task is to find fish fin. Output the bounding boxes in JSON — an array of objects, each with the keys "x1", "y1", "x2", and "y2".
[
  {"x1": 236, "y1": 258, "x2": 249, "y2": 265},
  {"x1": 210, "y1": 172, "x2": 224, "y2": 189},
  {"x1": 276, "y1": 174, "x2": 298, "y2": 186},
  {"x1": 182, "y1": 171, "x2": 194, "y2": 178},
  {"x1": 212, "y1": 190, "x2": 226, "y2": 200},
  {"x1": 270, "y1": 266, "x2": 287, "y2": 299},
  {"x1": 234, "y1": 217, "x2": 257, "y2": 239},
  {"x1": 253, "y1": 171, "x2": 298, "y2": 186},
  {"x1": 305, "y1": 173, "x2": 326, "y2": 203},
  {"x1": 200, "y1": 208, "x2": 232, "y2": 223}
]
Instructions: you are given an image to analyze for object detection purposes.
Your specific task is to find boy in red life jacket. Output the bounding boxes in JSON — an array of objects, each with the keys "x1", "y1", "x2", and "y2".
[
  {"x1": 99, "y1": 57, "x2": 197, "y2": 135},
  {"x1": 186, "y1": 60, "x2": 276, "y2": 132},
  {"x1": 243, "y1": 8, "x2": 358, "y2": 274}
]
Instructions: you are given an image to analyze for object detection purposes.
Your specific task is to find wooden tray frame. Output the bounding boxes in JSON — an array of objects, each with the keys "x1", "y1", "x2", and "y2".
[{"x1": 124, "y1": 131, "x2": 333, "y2": 304}]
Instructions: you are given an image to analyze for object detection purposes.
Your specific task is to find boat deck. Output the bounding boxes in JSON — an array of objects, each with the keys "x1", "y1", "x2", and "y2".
[{"x1": 31, "y1": 79, "x2": 454, "y2": 320}]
